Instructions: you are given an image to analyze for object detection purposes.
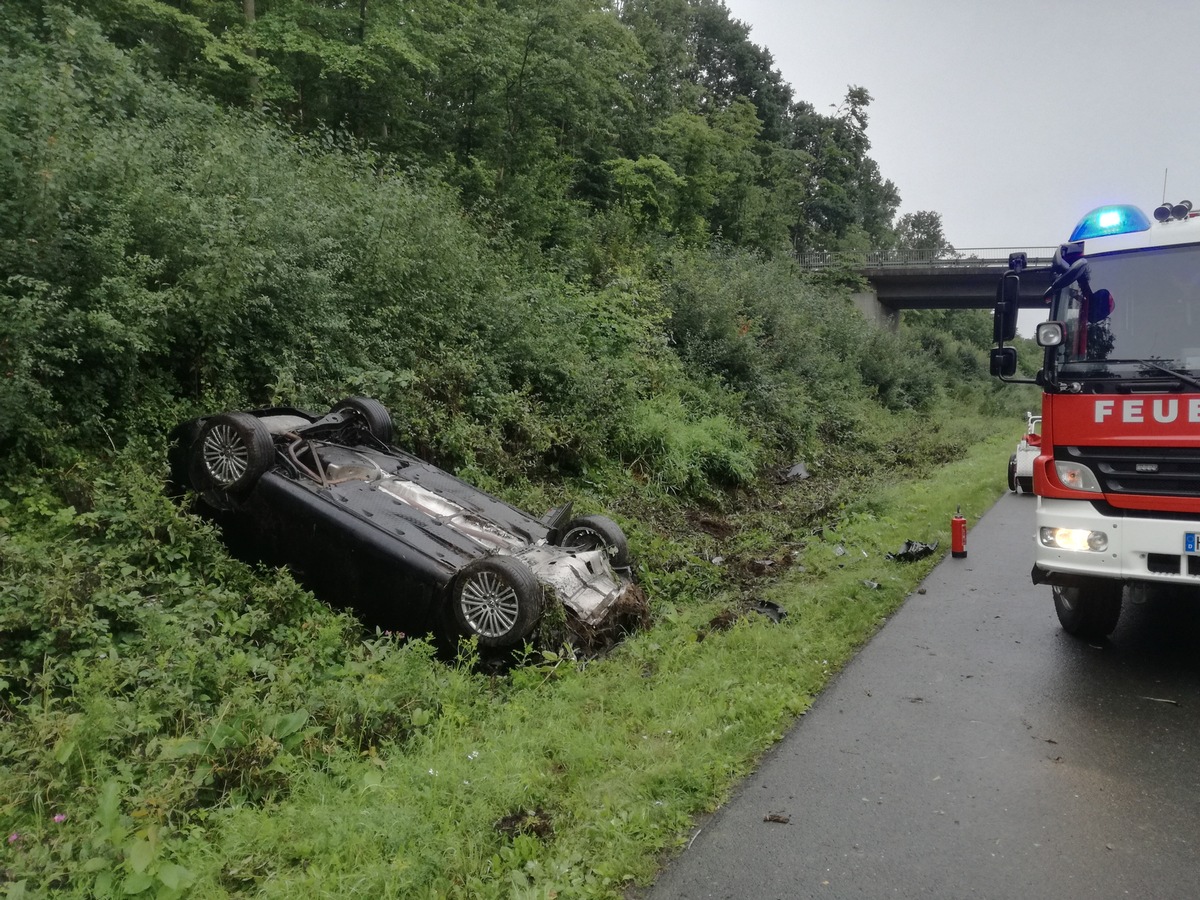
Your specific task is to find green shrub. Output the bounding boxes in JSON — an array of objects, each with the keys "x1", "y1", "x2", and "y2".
[
  {"x1": 612, "y1": 394, "x2": 760, "y2": 494},
  {"x1": 0, "y1": 9, "x2": 1029, "y2": 896},
  {"x1": 0, "y1": 451, "x2": 475, "y2": 894}
]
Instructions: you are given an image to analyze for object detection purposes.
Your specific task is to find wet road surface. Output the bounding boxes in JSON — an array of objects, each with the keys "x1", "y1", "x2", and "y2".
[{"x1": 644, "y1": 492, "x2": 1200, "y2": 899}]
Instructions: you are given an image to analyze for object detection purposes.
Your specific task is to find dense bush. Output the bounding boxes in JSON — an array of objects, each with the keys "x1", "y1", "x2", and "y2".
[
  {"x1": 0, "y1": 12, "x2": 688, "y2": 484},
  {"x1": 0, "y1": 8, "x2": 1029, "y2": 895},
  {"x1": 0, "y1": 9, "x2": 1016, "y2": 486},
  {"x1": 0, "y1": 453, "x2": 479, "y2": 893}
]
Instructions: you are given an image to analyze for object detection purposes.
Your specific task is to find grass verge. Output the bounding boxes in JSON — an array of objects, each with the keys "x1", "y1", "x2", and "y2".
[
  {"x1": 194, "y1": 432, "x2": 1013, "y2": 898},
  {"x1": 0, "y1": 430, "x2": 1013, "y2": 897}
]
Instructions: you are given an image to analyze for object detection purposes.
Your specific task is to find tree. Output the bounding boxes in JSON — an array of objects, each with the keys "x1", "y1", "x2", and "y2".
[
  {"x1": 779, "y1": 88, "x2": 899, "y2": 253},
  {"x1": 689, "y1": 0, "x2": 792, "y2": 141},
  {"x1": 36, "y1": 0, "x2": 923, "y2": 260},
  {"x1": 616, "y1": 0, "x2": 699, "y2": 154},
  {"x1": 894, "y1": 210, "x2": 954, "y2": 258}
]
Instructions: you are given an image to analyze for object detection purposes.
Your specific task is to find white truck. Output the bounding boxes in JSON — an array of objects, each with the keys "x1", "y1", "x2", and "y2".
[{"x1": 1006, "y1": 412, "x2": 1041, "y2": 494}]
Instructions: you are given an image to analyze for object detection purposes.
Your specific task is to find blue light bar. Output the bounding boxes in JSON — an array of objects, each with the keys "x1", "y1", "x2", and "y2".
[{"x1": 1069, "y1": 204, "x2": 1152, "y2": 241}]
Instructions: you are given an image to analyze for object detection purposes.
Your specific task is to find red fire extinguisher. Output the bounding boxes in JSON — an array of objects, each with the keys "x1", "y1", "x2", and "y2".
[{"x1": 952, "y1": 507, "x2": 967, "y2": 558}]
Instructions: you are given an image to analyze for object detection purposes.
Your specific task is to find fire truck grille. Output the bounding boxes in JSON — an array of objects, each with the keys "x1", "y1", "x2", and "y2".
[{"x1": 1063, "y1": 446, "x2": 1200, "y2": 497}]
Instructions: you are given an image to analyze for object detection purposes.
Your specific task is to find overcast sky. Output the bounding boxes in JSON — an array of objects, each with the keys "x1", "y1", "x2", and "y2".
[{"x1": 723, "y1": 0, "x2": 1200, "y2": 252}]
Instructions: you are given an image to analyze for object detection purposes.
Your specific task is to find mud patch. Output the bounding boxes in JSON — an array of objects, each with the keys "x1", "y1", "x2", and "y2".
[
  {"x1": 495, "y1": 807, "x2": 554, "y2": 841},
  {"x1": 689, "y1": 514, "x2": 736, "y2": 540},
  {"x1": 698, "y1": 598, "x2": 786, "y2": 639}
]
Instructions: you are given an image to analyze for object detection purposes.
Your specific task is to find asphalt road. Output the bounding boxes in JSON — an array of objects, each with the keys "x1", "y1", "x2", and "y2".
[{"x1": 644, "y1": 491, "x2": 1200, "y2": 899}]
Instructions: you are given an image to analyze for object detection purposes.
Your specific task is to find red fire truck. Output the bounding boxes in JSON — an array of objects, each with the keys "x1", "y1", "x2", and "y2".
[{"x1": 992, "y1": 200, "x2": 1200, "y2": 638}]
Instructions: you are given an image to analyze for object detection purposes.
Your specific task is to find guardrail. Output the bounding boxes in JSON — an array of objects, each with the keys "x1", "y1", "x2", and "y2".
[{"x1": 797, "y1": 247, "x2": 1060, "y2": 268}]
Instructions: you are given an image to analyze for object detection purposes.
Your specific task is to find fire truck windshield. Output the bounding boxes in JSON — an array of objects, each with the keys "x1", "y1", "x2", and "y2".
[{"x1": 1047, "y1": 242, "x2": 1200, "y2": 382}]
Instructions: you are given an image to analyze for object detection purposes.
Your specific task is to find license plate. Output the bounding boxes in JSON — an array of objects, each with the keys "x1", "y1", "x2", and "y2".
[{"x1": 1187, "y1": 533, "x2": 1200, "y2": 554}]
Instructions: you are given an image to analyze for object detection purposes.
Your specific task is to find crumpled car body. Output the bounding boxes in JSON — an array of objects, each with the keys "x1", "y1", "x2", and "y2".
[{"x1": 168, "y1": 397, "x2": 642, "y2": 651}]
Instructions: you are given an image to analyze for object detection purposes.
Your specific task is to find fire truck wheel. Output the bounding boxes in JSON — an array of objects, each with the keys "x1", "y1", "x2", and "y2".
[
  {"x1": 1052, "y1": 583, "x2": 1123, "y2": 639},
  {"x1": 1007, "y1": 455, "x2": 1017, "y2": 492}
]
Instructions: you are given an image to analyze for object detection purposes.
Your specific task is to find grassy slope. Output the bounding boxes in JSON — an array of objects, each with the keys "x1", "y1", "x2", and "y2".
[
  {"x1": 0, "y1": 13, "x2": 1037, "y2": 897},
  {"x1": 0, "y1": 411, "x2": 1017, "y2": 899},
  {"x1": 181, "y1": 432, "x2": 1014, "y2": 898}
]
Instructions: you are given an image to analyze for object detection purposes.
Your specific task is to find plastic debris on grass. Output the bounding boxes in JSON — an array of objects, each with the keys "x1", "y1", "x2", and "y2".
[{"x1": 886, "y1": 540, "x2": 939, "y2": 562}]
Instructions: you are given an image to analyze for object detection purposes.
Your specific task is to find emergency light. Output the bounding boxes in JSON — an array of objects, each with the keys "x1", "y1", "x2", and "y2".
[{"x1": 1068, "y1": 204, "x2": 1152, "y2": 241}]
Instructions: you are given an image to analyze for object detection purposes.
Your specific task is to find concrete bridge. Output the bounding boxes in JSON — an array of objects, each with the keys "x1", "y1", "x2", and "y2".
[{"x1": 798, "y1": 247, "x2": 1059, "y2": 329}]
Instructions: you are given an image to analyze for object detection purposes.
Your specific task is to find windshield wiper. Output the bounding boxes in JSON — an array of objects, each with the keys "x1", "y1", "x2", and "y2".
[{"x1": 1133, "y1": 358, "x2": 1200, "y2": 391}]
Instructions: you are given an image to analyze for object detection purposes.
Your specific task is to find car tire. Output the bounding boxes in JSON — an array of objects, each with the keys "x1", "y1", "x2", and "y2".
[
  {"x1": 332, "y1": 396, "x2": 395, "y2": 444},
  {"x1": 451, "y1": 556, "x2": 543, "y2": 650},
  {"x1": 1017, "y1": 477, "x2": 1033, "y2": 494},
  {"x1": 1053, "y1": 582, "x2": 1123, "y2": 638},
  {"x1": 193, "y1": 412, "x2": 275, "y2": 493},
  {"x1": 558, "y1": 514, "x2": 631, "y2": 569},
  {"x1": 1007, "y1": 455, "x2": 1018, "y2": 492}
]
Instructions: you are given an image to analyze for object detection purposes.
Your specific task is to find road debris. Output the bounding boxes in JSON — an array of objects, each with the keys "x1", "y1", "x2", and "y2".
[
  {"x1": 748, "y1": 599, "x2": 787, "y2": 623},
  {"x1": 781, "y1": 462, "x2": 810, "y2": 482},
  {"x1": 886, "y1": 540, "x2": 939, "y2": 562}
]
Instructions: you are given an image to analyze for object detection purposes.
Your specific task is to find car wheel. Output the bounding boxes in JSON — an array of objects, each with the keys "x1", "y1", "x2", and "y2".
[
  {"x1": 1007, "y1": 455, "x2": 1017, "y2": 492},
  {"x1": 558, "y1": 514, "x2": 630, "y2": 568},
  {"x1": 332, "y1": 396, "x2": 394, "y2": 444},
  {"x1": 451, "y1": 556, "x2": 543, "y2": 649},
  {"x1": 1017, "y1": 477, "x2": 1033, "y2": 494},
  {"x1": 193, "y1": 412, "x2": 275, "y2": 493},
  {"x1": 1053, "y1": 583, "x2": 1123, "y2": 638}
]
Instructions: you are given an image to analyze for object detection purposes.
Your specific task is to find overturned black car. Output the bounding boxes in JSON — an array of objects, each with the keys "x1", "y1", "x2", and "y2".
[{"x1": 168, "y1": 398, "x2": 644, "y2": 652}]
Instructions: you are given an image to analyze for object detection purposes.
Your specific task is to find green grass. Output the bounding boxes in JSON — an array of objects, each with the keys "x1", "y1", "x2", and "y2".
[
  {"x1": 201, "y1": 434, "x2": 1012, "y2": 897},
  {"x1": 1, "y1": 10, "x2": 1031, "y2": 895},
  {"x1": 0, "y1": 431, "x2": 1013, "y2": 898}
]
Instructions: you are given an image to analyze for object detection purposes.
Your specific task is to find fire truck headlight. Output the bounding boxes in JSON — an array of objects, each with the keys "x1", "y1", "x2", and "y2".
[
  {"x1": 1036, "y1": 321, "x2": 1065, "y2": 347},
  {"x1": 1040, "y1": 527, "x2": 1109, "y2": 552},
  {"x1": 1054, "y1": 461, "x2": 1101, "y2": 492}
]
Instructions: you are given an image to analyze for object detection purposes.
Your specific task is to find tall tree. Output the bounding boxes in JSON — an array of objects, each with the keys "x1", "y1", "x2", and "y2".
[
  {"x1": 38, "y1": 0, "x2": 919, "y2": 258},
  {"x1": 894, "y1": 210, "x2": 954, "y2": 257},
  {"x1": 689, "y1": 0, "x2": 791, "y2": 142},
  {"x1": 615, "y1": 0, "x2": 698, "y2": 156},
  {"x1": 781, "y1": 87, "x2": 898, "y2": 253}
]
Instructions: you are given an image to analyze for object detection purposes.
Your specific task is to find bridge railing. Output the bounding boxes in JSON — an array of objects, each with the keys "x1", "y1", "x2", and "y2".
[{"x1": 797, "y1": 247, "x2": 1059, "y2": 268}]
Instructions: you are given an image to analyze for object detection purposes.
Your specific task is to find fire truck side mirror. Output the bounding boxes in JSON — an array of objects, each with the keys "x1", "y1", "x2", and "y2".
[
  {"x1": 992, "y1": 272, "x2": 1020, "y2": 343},
  {"x1": 990, "y1": 346, "x2": 1017, "y2": 377}
]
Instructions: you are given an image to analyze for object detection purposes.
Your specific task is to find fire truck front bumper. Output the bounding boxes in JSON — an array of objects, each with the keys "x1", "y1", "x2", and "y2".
[{"x1": 1033, "y1": 497, "x2": 1200, "y2": 588}]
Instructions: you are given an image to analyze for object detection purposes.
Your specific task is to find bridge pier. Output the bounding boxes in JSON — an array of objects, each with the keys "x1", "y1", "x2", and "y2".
[{"x1": 851, "y1": 289, "x2": 898, "y2": 332}]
